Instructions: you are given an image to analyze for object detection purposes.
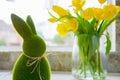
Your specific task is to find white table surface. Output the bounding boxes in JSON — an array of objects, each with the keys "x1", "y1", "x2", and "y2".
[{"x1": 0, "y1": 71, "x2": 120, "y2": 80}]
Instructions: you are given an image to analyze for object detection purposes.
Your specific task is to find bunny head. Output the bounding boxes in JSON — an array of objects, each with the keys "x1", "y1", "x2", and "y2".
[{"x1": 11, "y1": 14, "x2": 46, "y2": 57}]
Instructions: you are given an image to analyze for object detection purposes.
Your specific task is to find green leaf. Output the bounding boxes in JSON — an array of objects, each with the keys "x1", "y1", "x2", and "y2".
[
  {"x1": 90, "y1": 18, "x2": 97, "y2": 28},
  {"x1": 88, "y1": 35, "x2": 99, "y2": 60},
  {"x1": 77, "y1": 34, "x2": 89, "y2": 55},
  {"x1": 77, "y1": 34, "x2": 100, "y2": 60},
  {"x1": 87, "y1": 21, "x2": 96, "y2": 34},
  {"x1": 105, "y1": 32, "x2": 111, "y2": 55},
  {"x1": 76, "y1": 16, "x2": 96, "y2": 34},
  {"x1": 76, "y1": 13, "x2": 86, "y2": 33},
  {"x1": 98, "y1": 21, "x2": 107, "y2": 36}
]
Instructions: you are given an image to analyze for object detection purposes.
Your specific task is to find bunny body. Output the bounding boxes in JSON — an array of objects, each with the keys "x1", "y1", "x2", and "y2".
[
  {"x1": 11, "y1": 14, "x2": 51, "y2": 80},
  {"x1": 12, "y1": 54, "x2": 50, "y2": 80}
]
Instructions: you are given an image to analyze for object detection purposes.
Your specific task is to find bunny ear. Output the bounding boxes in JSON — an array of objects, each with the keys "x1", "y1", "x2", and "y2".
[
  {"x1": 26, "y1": 15, "x2": 37, "y2": 35},
  {"x1": 11, "y1": 14, "x2": 33, "y2": 39}
]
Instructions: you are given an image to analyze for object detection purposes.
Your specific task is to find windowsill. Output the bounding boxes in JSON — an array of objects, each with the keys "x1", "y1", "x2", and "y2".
[
  {"x1": 0, "y1": 46, "x2": 72, "y2": 52},
  {"x1": 0, "y1": 71, "x2": 120, "y2": 80},
  {"x1": 0, "y1": 46, "x2": 120, "y2": 73},
  {"x1": 52, "y1": 72, "x2": 120, "y2": 80}
]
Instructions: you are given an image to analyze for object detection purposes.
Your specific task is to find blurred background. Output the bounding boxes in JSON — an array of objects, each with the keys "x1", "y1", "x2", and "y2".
[{"x1": 0, "y1": 0, "x2": 120, "y2": 73}]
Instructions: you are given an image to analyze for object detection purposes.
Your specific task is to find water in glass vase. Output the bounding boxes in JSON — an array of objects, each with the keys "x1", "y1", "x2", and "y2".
[{"x1": 72, "y1": 34, "x2": 108, "y2": 80}]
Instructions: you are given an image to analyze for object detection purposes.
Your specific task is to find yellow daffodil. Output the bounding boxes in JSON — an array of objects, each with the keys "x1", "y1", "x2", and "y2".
[
  {"x1": 52, "y1": 5, "x2": 68, "y2": 17},
  {"x1": 98, "y1": 0, "x2": 106, "y2": 4},
  {"x1": 72, "y1": 0, "x2": 86, "y2": 13},
  {"x1": 82, "y1": 8, "x2": 94, "y2": 20},
  {"x1": 56, "y1": 23, "x2": 68, "y2": 37},
  {"x1": 48, "y1": 18, "x2": 57, "y2": 23},
  {"x1": 93, "y1": 7, "x2": 103, "y2": 20},
  {"x1": 102, "y1": 4, "x2": 117, "y2": 21}
]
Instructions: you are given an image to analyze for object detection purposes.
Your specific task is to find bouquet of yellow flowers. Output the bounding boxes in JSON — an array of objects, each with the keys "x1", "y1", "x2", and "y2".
[
  {"x1": 48, "y1": 0, "x2": 120, "y2": 38},
  {"x1": 48, "y1": 0, "x2": 120, "y2": 79}
]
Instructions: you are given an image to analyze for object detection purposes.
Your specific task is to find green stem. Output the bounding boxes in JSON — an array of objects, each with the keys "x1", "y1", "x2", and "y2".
[
  {"x1": 84, "y1": 63, "x2": 86, "y2": 78},
  {"x1": 48, "y1": 11, "x2": 58, "y2": 19},
  {"x1": 96, "y1": 49, "x2": 103, "y2": 76},
  {"x1": 78, "y1": 46, "x2": 87, "y2": 78},
  {"x1": 97, "y1": 51, "x2": 100, "y2": 75}
]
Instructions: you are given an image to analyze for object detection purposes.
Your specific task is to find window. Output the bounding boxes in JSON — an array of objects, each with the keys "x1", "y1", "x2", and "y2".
[
  {"x1": 107, "y1": 0, "x2": 116, "y2": 52},
  {"x1": 0, "y1": 0, "x2": 116, "y2": 51}
]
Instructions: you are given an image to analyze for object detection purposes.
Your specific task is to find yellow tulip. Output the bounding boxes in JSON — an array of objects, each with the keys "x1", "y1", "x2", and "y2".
[
  {"x1": 98, "y1": 0, "x2": 106, "y2": 4},
  {"x1": 93, "y1": 7, "x2": 103, "y2": 20},
  {"x1": 56, "y1": 18, "x2": 79, "y2": 37},
  {"x1": 102, "y1": 4, "x2": 117, "y2": 21},
  {"x1": 82, "y1": 8, "x2": 94, "y2": 20},
  {"x1": 72, "y1": 0, "x2": 86, "y2": 13},
  {"x1": 48, "y1": 18, "x2": 57, "y2": 23},
  {"x1": 116, "y1": 6, "x2": 120, "y2": 12},
  {"x1": 65, "y1": 18, "x2": 79, "y2": 32},
  {"x1": 56, "y1": 23, "x2": 68, "y2": 37},
  {"x1": 52, "y1": 5, "x2": 68, "y2": 17}
]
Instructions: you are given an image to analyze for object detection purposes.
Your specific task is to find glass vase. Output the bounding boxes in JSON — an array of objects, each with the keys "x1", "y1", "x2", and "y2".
[{"x1": 72, "y1": 34, "x2": 108, "y2": 80}]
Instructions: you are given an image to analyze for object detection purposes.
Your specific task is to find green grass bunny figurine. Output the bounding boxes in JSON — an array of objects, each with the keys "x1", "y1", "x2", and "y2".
[{"x1": 11, "y1": 14, "x2": 51, "y2": 80}]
